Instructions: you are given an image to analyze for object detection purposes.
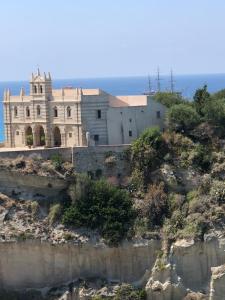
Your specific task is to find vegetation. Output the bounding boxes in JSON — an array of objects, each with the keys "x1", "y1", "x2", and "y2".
[
  {"x1": 51, "y1": 154, "x2": 63, "y2": 171},
  {"x1": 153, "y1": 92, "x2": 184, "y2": 108},
  {"x1": 141, "y1": 182, "x2": 168, "y2": 228},
  {"x1": 193, "y1": 84, "x2": 210, "y2": 116},
  {"x1": 20, "y1": 85, "x2": 225, "y2": 246},
  {"x1": 26, "y1": 134, "x2": 33, "y2": 146},
  {"x1": 62, "y1": 176, "x2": 135, "y2": 245},
  {"x1": 125, "y1": 86, "x2": 225, "y2": 241},
  {"x1": 167, "y1": 103, "x2": 201, "y2": 133},
  {"x1": 114, "y1": 284, "x2": 146, "y2": 300},
  {"x1": 48, "y1": 203, "x2": 62, "y2": 225},
  {"x1": 130, "y1": 127, "x2": 167, "y2": 187}
]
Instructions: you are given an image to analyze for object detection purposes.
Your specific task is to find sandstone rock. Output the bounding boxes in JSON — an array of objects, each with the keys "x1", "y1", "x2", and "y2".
[
  {"x1": 209, "y1": 264, "x2": 225, "y2": 300},
  {"x1": 145, "y1": 257, "x2": 186, "y2": 300}
]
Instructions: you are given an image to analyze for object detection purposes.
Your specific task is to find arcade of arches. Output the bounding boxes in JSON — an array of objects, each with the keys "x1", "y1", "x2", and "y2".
[{"x1": 24, "y1": 126, "x2": 62, "y2": 147}]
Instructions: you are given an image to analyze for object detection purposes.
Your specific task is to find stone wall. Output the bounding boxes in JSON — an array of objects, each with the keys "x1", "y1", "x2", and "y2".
[
  {"x1": 0, "y1": 147, "x2": 72, "y2": 161},
  {"x1": 0, "y1": 145, "x2": 131, "y2": 180},
  {"x1": 73, "y1": 145, "x2": 130, "y2": 178}
]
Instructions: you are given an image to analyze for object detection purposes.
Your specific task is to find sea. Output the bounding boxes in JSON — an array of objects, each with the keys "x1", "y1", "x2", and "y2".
[{"x1": 0, "y1": 73, "x2": 225, "y2": 142}]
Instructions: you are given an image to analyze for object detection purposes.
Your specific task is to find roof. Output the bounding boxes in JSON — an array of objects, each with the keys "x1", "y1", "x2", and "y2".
[{"x1": 109, "y1": 95, "x2": 148, "y2": 107}]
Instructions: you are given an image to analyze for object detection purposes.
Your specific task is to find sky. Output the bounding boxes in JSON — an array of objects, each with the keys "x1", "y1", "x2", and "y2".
[{"x1": 1, "y1": 0, "x2": 225, "y2": 81}]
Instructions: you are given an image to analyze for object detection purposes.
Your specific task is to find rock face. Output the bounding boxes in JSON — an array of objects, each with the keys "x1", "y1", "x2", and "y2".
[
  {"x1": 145, "y1": 235, "x2": 225, "y2": 300},
  {"x1": 0, "y1": 169, "x2": 68, "y2": 201},
  {"x1": 1, "y1": 235, "x2": 225, "y2": 299},
  {"x1": 209, "y1": 264, "x2": 225, "y2": 300},
  {"x1": 171, "y1": 236, "x2": 225, "y2": 293},
  {"x1": 0, "y1": 239, "x2": 160, "y2": 289},
  {"x1": 145, "y1": 259, "x2": 186, "y2": 300}
]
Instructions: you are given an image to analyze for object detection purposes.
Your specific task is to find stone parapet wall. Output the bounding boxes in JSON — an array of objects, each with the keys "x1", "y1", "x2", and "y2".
[
  {"x1": 73, "y1": 145, "x2": 130, "y2": 178},
  {"x1": 0, "y1": 147, "x2": 72, "y2": 161},
  {"x1": 0, "y1": 145, "x2": 131, "y2": 178}
]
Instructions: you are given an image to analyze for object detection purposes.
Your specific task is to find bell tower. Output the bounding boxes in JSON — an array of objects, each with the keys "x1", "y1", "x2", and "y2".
[{"x1": 30, "y1": 69, "x2": 52, "y2": 99}]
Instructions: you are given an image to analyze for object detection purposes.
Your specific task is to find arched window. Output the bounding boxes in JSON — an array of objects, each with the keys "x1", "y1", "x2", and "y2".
[
  {"x1": 34, "y1": 85, "x2": 37, "y2": 94},
  {"x1": 54, "y1": 107, "x2": 58, "y2": 118},
  {"x1": 37, "y1": 105, "x2": 41, "y2": 116},
  {"x1": 67, "y1": 106, "x2": 71, "y2": 118},
  {"x1": 14, "y1": 106, "x2": 18, "y2": 117},
  {"x1": 40, "y1": 85, "x2": 43, "y2": 94},
  {"x1": 26, "y1": 107, "x2": 30, "y2": 117}
]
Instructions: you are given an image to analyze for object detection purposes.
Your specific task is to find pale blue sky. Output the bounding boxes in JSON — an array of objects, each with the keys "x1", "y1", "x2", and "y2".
[{"x1": 1, "y1": 0, "x2": 225, "y2": 81}]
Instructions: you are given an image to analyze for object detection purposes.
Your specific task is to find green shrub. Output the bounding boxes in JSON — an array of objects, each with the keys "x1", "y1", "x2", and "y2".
[
  {"x1": 48, "y1": 203, "x2": 62, "y2": 225},
  {"x1": 178, "y1": 214, "x2": 209, "y2": 239},
  {"x1": 30, "y1": 201, "x2": 40, "y2": 219},
  {"x1": 62, "y1": 177, "x2": 135, "y2": 245},
  {"x1": 190, "y1": 144, "x2": 212, "y2": 171},
  {"x1": 51, "y1": 154, "x2": 63, "y2": 171},
  {"x1": 153, "y1": 92, "x2": 184, "y2": 108},
  {"x1": 203, "y1": 98, "x2": 225, "y2": 130},
  {"x1": 193, "y1": 84, "x2": 210, "y2": 116},
  {"x1": 163, "y1": 210, "x2": 186, "y2": 238},
  {"x1": 26, "y1": 134, "x2": 33, "y2": 146},
  {"x1": 114, "y1": 284, "x2": 146, "y2": 300},
  {"x1": 130, "y1": 127, "x2": 167, "y2": 185},
  {"x1": 210, "y1": 180, "x2": 225, "y2": 205},
  {"x1": 168, "y1": 193, "x2": 184, "y2": 213},
  {"x1": 167, "y1": 104, "x2": 201, "y2": 133},
  {"x1": 142, "y1": 182, "x2": 168, "y2": 228}
]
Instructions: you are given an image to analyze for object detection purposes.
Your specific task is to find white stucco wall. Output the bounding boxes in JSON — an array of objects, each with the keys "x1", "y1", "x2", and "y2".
[
  {"x1": 107, "y1": 97, "x2": 167, "y2": 145},
  {"x1": 81, "y1": 93, "x2": 109, "y2": 145}
]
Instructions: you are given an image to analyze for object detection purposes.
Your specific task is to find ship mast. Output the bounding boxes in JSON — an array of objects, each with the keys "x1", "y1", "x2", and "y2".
[
  {"x1": 170, "y1": 69, "x2": 175, "y2": 93},
  {"x1": 148, "y1": 74, "x2": 152, "y2": 93},
  {"x1": 156, "y1": 67, "x2": 161, "y2": 92}
]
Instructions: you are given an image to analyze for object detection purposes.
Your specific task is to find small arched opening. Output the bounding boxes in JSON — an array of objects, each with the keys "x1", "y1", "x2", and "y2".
[
  {"x1": 37, "y1": 105, "x2": 41, "y2": 117},
  {"x1": 26, "y1": 107, "x2": 30, "y2": 117},
  {"x1": 54, "y1": 107, "x2": 58, "y2": 118},
  {"x1": 14, "y1": 106, "x2": 18, "y2": 117},
  {"x1": 67, "y1": 106, "x2": 71, "y2": 118},
  {"x1": 53, "y1": 126, "x2": 61, "y2": 147}
]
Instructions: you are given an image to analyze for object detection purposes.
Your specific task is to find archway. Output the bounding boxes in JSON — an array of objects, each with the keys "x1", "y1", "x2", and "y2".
[
  {"x1": 53, "y1": 127, "x2": 61, "y2": 147},
  {"x1": 35, "y1": 125, "x2": 45, "y2": 146},
  {"x1": 25, "y1": 126, "x2": 33, "y2": 146}
]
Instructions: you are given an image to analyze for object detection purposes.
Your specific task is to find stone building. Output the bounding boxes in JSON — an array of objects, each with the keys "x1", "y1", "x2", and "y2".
[{"x1": 3, "y1": 70, "x2": 166, "y2": 148}]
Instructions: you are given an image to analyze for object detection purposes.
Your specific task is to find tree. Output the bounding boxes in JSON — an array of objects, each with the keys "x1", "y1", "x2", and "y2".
[
  {"x1": 130, "y1": 127, "x2": 167, "y2": 184},
  {"x1": 203, "y1": 98, "x2": 225, "y2": 127},
  {"x1": 201, "y1": 98, "x2": 225, "y2": 137},
  {"x1": 211, "y1": 89, "x2": 225, "y2": 100},
  {"x1": 62, "y1": 176, "x2": 135, "y2": 245},
  {"x1": 153, "y1": 92, "x2": 184, "y2": 108},
  {"x1": 167, "y1": 104, "x2": 201, "y2": 133},
  {"x1": 193, "y1": 85, "x2": 210, "y2": 115}
]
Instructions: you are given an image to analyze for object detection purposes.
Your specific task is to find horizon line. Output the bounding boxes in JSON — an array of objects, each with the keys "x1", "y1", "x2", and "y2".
[{"x1": 0, "y1": 72, "x2": 225, "y2": 84}]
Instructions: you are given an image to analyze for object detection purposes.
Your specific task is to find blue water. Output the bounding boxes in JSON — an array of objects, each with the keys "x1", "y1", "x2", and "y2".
[{"x1": 0, "y1": 73, "x2": 225, "y2": 141}]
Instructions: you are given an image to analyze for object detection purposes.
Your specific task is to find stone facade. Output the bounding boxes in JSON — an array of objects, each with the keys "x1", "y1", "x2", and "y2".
[{"x1": 3, "y1": 70, "x2": 166, "y2": 148}]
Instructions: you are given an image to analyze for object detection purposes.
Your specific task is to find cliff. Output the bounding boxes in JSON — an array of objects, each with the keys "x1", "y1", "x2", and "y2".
[{"x1": 0, "y1": 234, "x2": 225, "y2": 299}]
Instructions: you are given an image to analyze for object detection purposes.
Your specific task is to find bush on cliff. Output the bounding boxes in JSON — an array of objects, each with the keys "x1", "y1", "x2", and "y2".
[
  {"x1": 167, "y1": 104, "x2": 201, "y2": 133},
  {"x1": 141, "y1": 182, "x2": 169, "y2": 228},
  {"x1": 62, "y1": 176, "x2": 135, "y2": 245},
  {"x1": 130, "y1": 127, "x2": 167, "y2": 187},
  {"x1": 114, "y1": 284, "x2": 147, "y2": 300}
]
